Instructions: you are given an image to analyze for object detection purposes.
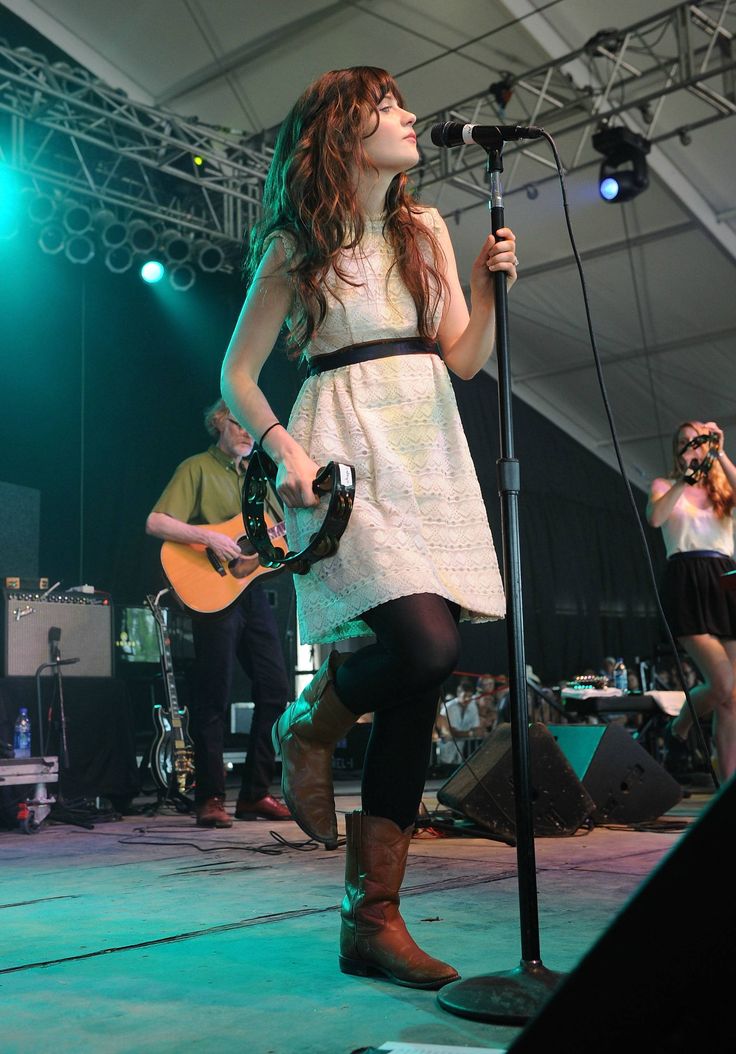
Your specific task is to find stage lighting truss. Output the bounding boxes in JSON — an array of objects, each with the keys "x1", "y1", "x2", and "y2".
[
  {"x1": 408, "y1": 2, "x2": 736, "y2": 206},
  {"x1": 1, "y1": 2, "x2": 734, "y2": 250},
  {"x1": 592, "y1": 126, "x2": 651, "y2": 203},
  {"x1": 0, "y1": 41, "x2": 274, "y2": 271},
  {"x1": 20, "y1": 187, "x2": 223, "y2": 283}
]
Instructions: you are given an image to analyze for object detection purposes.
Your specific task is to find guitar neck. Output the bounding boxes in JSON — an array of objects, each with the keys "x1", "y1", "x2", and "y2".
[
  {"x1": 147, "y1": 597, "x2": 186, "y2": 742},
  {"x1": 158, "y1": 637, "x2": 186, "y2": 740}
]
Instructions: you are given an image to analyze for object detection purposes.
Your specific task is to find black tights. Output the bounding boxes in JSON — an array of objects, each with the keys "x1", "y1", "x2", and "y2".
[{"x1": 334, "y1": 593, "x2": 461, "y2": 829}]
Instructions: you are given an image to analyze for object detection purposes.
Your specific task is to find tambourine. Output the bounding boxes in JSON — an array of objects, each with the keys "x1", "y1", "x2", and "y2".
[
  {"x1": 243, "y1": 449, "x2": 355, "y2": 575},
  {"x1": 679, "y1": 432, "x2": 720, "y2": 485}
]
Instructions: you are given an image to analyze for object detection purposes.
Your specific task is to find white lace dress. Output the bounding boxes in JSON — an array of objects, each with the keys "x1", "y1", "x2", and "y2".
[{"x1": 271, "y1": 209, "x2": 505, "y2": 643}]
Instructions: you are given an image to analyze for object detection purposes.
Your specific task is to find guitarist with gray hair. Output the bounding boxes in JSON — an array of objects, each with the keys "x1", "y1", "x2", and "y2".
[{"x1": 146, "y1": 398, "x2": 292, "y2": 828}]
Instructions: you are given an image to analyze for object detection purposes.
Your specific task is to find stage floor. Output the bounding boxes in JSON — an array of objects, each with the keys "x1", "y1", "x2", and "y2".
[{"x1": 0, "y1": 781, "x2": 711, "y2": 1054}]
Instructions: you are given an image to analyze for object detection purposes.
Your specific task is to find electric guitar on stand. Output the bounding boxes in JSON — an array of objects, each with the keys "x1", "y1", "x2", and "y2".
[{"x1": 145, "y1": 590, "x2": 195, "y2": 804}]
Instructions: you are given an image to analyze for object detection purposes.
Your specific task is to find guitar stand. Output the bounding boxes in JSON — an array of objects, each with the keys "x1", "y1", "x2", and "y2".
[{"x1": 142, "y1": 787, "x2": 195, "y2": 817}]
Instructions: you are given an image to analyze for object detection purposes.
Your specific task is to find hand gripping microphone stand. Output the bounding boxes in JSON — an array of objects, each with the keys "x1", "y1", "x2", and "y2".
[{"x1": 437, "y1": 139, "x2": 563, "y2": 1024}]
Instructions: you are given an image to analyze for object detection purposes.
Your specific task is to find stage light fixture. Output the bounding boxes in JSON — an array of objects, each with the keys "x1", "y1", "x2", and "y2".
[
  {"x1": 161, "y1": 229, "x2": 191, "y2": 263},
  {"x1": 140, "y1": 259, "x2": 165, "y2": 283},
  {"x1": 169, "y1": 263, "x2": 196, "y2": 292},
  {"x1": 38, "y1": 223, "x2": 65, "y2": 254},
  {"x1": 27, "y1": 192, "x2": 57, "y2": 225},
  {"x1": 194, "y1": 238, "x2": 224, "y2": 272},
  {"x1": 63, "y1": 202, "x2": 92, "y2": 234},
  {"x1": 128, "y1": 219, "x2": 157, "y2": 253},
  {"x1": 592, "y1": 126, "x2": 650, "y2": 203},
  {"x1": 101, "y1": 218, "x2": 128, "y2": 249},
  {"x1": 0, "y1": 212, "x2": 18, "y2": 240},
  {"x1": 105, "y1": 245, "x2": 133, "y2": 274},
  {"x1": 65, "y1": 234, "x2": 95, "y2": 265},
  {"x1": 0, "y1": 165, "x2": 20, "y2": 240}
]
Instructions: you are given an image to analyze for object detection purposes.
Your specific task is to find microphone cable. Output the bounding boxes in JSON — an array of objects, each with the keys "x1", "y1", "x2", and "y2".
[{"x1": 535, "y1": 128, "x2": 718, "y2": 790}]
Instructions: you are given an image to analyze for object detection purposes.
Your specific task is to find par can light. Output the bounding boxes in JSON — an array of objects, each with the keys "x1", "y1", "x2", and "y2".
[{"x1": 140, "y1": 259, "x2": 165, "y2": 283}]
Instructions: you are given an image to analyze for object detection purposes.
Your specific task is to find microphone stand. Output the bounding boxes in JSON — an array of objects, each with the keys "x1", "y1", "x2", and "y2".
[
  {"x1": 34, "y1": 653, "x2": 94, "y2": 829},
  {"x1": 438, "y1": 142, "x2": 563, "y2": 1024}
]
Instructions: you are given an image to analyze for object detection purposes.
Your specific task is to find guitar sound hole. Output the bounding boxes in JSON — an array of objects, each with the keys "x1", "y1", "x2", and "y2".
[{"x1": 237, "y1": 536, "x2": 256, "y2": 557}]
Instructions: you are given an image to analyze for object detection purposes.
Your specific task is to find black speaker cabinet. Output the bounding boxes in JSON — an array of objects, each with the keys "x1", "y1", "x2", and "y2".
[
  {"x1": 3, "y1": 592, "x2": 113, "y2": 677},
  {"x1": 437, "y1": 723, "x2": 596, "y2": 838},
  {"x1": 508, "y1": 775, "x2": 734, "y2": 1052},
  {"x1": 548, "y1": 723, "x2": 682, "y2": 824}
]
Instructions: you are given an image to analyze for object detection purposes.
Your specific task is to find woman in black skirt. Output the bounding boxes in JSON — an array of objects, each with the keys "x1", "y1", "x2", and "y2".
[{"x1": 647, "y1": 420, "x2": 736, "y2": 780}]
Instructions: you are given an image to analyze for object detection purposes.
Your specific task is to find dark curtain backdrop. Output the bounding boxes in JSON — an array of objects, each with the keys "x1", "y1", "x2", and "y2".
[
  {"x1": 451, "y1": 371, "x2": 666, "y2": 682},
  {"x1": 1, "y1": 239, "x2": 666, "y2": 685}
]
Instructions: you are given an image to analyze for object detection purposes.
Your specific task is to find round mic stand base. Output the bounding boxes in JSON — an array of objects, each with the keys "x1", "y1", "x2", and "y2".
[{"x1": 437, "y1": 960, "x2": 563, "y2": 1025}]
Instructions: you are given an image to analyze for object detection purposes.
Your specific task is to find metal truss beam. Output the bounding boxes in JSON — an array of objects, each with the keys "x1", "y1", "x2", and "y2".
[
  {"x1": 2, "y1": 3, "x2": 735, "y2": 262},
  {"x1": 0, "y1": 40, "x2": 276, "y2": 255},
  {"x1": 412, "y1": 2, "x2": 736, "y2": 217}
]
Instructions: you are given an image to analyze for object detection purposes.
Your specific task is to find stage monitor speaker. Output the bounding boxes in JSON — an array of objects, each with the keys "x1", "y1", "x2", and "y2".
[
  {"x1": 2, "y1": 592, "x2": 113, "y2": 677},
  {"x1": 548, "y1": 722, "x2": 682, "y2": 824},
  {"x1": 508, "y1": 774, "x2": 733, "y2": 1053},
  {"x1": 437, "y1": 723, "x2": 596, "y2": 838}
]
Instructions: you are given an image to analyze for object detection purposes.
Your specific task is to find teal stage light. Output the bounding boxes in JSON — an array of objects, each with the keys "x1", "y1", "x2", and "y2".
[
  {"x1": 140, "y1": 259, "x2": 165, "y2": 283},
  {"x1": 0, "y1": 165, "x2": 21, "y2": 240}
]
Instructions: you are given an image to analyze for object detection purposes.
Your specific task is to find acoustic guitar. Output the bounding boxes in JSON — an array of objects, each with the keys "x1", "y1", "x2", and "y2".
[{"x1": 160, "y1": 511, "x2": 288, "y2": 614}]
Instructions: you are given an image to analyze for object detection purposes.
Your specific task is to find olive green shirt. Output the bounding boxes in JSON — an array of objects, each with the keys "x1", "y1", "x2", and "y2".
[{"x1": 152, "y1": 445, "x2": 281, "y2": 526}]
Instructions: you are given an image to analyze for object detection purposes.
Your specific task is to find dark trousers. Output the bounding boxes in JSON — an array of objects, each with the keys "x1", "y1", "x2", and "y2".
[{"x1": 190, "y1": 584, "x2": 290, "y2": 803}]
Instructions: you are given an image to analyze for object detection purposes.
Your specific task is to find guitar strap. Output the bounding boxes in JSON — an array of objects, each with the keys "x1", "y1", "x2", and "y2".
[{"x1": 243, "y1": 450, "x2": 356, "y2": 575}]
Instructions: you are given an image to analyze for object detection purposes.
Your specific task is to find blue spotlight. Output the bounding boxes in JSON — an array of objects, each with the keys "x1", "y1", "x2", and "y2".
[
  {"x1": 140, "y1": 259, "x2": 165, "y2": 283},
  {"x1": 599, "y1": 176, "x2": 620, "y2": 202},
  {"x1": 592, "y1": 126, "x2": 650, "y2": 204}
]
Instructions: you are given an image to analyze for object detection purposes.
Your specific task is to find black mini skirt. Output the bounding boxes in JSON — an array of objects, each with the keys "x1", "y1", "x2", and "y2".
[{"x1": 661, "y1": 551, "x2": 736, "y2": 638}]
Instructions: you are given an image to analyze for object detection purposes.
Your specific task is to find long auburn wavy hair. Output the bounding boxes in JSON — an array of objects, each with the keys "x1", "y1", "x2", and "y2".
[
  {"x1": 671, "y1": 421, "x2": 734, "y2": 518},
  {"x1": 245, "y1": 66, "x2": 448, "y2": 353}
]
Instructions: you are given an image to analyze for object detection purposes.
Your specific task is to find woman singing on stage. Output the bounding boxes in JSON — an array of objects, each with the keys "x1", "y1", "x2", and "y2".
[
  {"x1": 647, "y1": 421, "x2": 736, "y2": 781},
  {"x1": 221, "y1": 66, "x2": 517, "y2": 989}
]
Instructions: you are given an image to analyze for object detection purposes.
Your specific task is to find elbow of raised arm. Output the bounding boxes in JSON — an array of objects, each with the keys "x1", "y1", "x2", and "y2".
[{"x1": 146, "y1": 512, "x2": 169, "y2": 538}]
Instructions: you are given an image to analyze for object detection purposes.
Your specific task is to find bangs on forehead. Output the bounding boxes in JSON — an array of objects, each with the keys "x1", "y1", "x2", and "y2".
[{"x1": 361, "y1": 68, "x2": 403, "y2": 107}]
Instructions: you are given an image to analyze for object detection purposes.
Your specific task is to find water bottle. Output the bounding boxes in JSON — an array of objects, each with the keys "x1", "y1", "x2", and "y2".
[
  {"x1": 613, "y1": 659, "x2": 628, "y2": 693},
  {"x1": 13, "y1": 707, "x2": 32, "y2": 759}
]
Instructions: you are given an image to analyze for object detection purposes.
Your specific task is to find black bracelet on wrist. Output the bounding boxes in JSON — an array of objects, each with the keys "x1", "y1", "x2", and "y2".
[{"x1": 258, "y1": 421, "x2": 282, "y2": 447}]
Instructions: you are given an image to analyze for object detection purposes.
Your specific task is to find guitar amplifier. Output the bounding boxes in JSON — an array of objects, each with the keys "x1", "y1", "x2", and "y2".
[{"x1": 2, "y1": 591, "x2": 113, "y2": 677}]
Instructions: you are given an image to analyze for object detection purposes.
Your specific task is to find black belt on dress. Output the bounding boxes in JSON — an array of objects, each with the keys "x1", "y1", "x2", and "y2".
[
  {"x1": 668, "y1": 549, "x2": 730, "y2": 560},
  {"x1": 307, "y1": 336, "x2": 439, "y2": 376}
]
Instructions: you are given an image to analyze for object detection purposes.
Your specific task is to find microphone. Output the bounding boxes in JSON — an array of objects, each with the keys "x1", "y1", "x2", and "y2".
[
  {"x1": 430, "y1": 122, "x2": 544, "y2": 148},
  {"x1": 49, "y1": 626, "x2": 61, "y2": 663},
  {"x1": 56, "y1": 657, "x2": 80, "y2": 667}
]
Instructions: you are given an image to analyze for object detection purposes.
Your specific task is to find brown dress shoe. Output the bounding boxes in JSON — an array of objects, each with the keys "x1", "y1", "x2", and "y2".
[
  {"x1": 195, "y1": 796, "x2": 232, "y2": 828},
  {"x1": 234, "y1": 795, "x2": 292, "y2": 821}
]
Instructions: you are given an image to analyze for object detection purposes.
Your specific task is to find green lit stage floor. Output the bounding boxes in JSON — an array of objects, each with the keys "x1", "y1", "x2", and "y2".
[{"x1": 0, "y1": 784, "x2": 708, "y2": 1054}]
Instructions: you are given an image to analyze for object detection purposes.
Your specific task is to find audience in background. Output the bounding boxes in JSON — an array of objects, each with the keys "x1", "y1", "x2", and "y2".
[
  {"x1": 473, "y1": 674, "x2": 497, "y2": 732},
  {"x1": 435, "y1": 680, "x2": 484, "y2": 766}
]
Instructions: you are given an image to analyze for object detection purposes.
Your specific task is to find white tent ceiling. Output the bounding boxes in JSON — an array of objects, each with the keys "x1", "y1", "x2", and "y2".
[{"x1": 3, "y1": 0, "x2": 736, "y2": 490}]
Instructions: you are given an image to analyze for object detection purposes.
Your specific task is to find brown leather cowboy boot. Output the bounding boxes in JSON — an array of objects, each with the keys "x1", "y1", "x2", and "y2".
[
  {"x1": 271, "y1": 651, "x2": 356, "y2": 848},
  {"x1": 339, "y1": 810, "x2": 460, "y2": 989}
]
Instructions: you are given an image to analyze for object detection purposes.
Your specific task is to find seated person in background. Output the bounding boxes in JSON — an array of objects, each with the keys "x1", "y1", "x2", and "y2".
[
  {"x1": 435, "y1": 680, "x2": 484, "y2": 765},
  {"x1": 601, "y1": 656, "x2": 617, "y2": 685},
  {"x1": 627, "y1": 669, "x2": 641, "y2": 692},
  {"x1": 492, "y1": 674, "x2": 511, "y2": 723},
  {"x1": 653, "y1": 663, "x2": 674, "y2": 689},
  {"x1": 473, "y1": 673, "x2": 497, "y2": 732},
  {"x1": 680, "y1": 657, "x2": 701, "y2": 690}
]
